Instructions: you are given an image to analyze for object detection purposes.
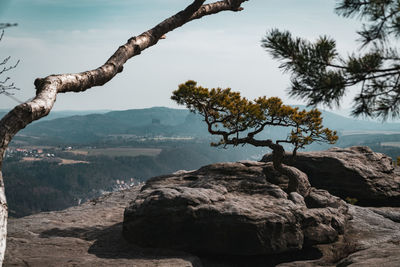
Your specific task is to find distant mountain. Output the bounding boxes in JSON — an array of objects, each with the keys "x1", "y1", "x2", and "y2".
[
  {"x1": 17, "y1": 107, "x2": 193, "y2": 144},
  {"x1": 14, "y1": 106, "x2": 400, "y2": 145},
  {"x1": 0, "y1": 109, "x2": 110, "y2": 122},
  {"x1": 327, "y1": 107, "x2": 400, "y2": 123},
  {"x1": 292, "y1": 105, "x2": 400, "y2": 132}
]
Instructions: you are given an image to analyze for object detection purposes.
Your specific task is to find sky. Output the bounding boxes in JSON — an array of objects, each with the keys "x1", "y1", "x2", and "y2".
[{"x1": 0, "y1": 0, "x2": 362, "y2": 112}]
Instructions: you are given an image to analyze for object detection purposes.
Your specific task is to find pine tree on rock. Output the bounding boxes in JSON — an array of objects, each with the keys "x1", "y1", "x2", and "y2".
[{"x1": 172, "y1": 80, "x2": 338, "y2": 196}]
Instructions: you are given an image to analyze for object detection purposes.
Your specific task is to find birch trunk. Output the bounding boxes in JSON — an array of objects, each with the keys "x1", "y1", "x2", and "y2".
[{"x1": 0, "y1": 171, "x2": 6, "y2": 266}]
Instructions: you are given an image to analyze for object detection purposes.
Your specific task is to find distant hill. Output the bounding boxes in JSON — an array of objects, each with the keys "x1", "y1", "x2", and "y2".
[
  {"x1": 292, "y1": 105, "x2": 400, "y2": 132},
  {"x1": 0, "y1": 109, "x2": 110, "y2": 122},
  {"x1": 13, "y1": 106, "x2": 400, "y2": 145},
  {"x1": 17, "y1": 107, "x2": 197, "y2": 144}
]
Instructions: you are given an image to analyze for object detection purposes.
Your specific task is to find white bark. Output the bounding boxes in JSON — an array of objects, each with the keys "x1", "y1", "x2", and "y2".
[
  {"x1": 0, "y1": 172, "x2": 6, "y2": 267},
  {"x1": 0, "y1": 0, "x2": 249, "y2": 264}
]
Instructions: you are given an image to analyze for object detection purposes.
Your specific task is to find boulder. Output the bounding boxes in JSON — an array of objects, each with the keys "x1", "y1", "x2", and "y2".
[
  {"x1": 261, "y1": 146, "x2": 400, "y2": 206},
  {"x1": 123, "y1": 161, "x2": 349, "y2": 256}
]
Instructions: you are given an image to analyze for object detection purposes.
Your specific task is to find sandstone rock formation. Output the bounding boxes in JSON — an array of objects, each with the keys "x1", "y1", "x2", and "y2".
[
  {"x1": 123, "y1": 161, "x2": 349, "y2": 256},
  {"x1": 5, "y1": 157, "x2": 400, "y2": 266},
  {"x1": 262, "y1": 146, "x2": 400, "y2": 206}
]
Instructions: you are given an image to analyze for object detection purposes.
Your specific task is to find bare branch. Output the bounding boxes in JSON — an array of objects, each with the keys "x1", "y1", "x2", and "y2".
[
  {"x1": 0, "y1": 23, "x2": 17, "y2": 30},
  {"x1": 0, "y1": 29, "x2": 20, "y2": 97}
]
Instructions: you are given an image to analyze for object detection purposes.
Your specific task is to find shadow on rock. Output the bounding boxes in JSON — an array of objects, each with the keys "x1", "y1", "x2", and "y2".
[
  {"x1": 40, "y1": 222, "x2": 324, "y2": 267},
  {"x1": 199, "y1": 247, "x2": 323, "y2": 267},
  {"x1": 40, "y1": 223, "x2": 197, "y2": 261}
]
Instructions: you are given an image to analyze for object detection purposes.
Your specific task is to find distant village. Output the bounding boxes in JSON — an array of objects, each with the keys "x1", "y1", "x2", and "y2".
[
  {"x1": 4, "y1": 145, "x2": 84, "y2": 161},
  {"x1": 112, "y1": 178, "x2": 144, "y2": 192},
  {"x1": 5, "y1": 147, "x2": 56, "y2": 160}
]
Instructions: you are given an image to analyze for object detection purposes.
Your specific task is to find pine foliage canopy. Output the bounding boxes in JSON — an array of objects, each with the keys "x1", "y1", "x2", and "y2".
[{"x1": 171, "y1": 80, "x2": 338, "y2": 155}]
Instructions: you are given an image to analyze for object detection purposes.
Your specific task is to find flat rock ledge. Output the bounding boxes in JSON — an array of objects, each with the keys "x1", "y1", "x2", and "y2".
[
  {"x1": 123, "y1": 161, "x2": 350, "y2": 256},
  {"x1": 5, "y1": 187, "x2": 201, "y2": 267},
  {"x1": 261, "y1": 146, "x2": 400, "y2": 206}
]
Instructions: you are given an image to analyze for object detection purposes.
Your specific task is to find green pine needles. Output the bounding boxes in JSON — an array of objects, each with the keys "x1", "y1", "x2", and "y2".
[
  {"x1": 172, "y1": 80, "x2": 338, "y2": 157},
  {"x1": 262, "y1": 0, "x2": 400, "y2": 120}
]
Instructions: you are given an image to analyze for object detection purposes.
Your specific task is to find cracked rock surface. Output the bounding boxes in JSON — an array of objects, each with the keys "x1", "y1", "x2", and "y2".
[{"x1": 123, "y1": 161, "x2": 349, "y2": 256}]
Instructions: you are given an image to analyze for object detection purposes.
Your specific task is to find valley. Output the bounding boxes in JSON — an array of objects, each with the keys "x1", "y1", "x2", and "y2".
[{"x1": 3, "y1": 106, "x2": 400, "y2": 218}]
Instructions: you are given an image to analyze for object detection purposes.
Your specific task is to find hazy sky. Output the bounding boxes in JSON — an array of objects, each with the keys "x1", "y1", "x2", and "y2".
[{"x1": 0, "y1": 0, "x2": 361, "y2": 112}]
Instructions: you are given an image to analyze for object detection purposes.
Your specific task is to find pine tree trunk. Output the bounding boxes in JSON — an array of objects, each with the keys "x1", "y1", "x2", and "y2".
[{"x1": 270, "y1": 144, "x2": 311, "y2": 196}]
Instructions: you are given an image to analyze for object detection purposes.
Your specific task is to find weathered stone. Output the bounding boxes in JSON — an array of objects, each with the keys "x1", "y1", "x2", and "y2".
[
  {"x1": 123, "y1": 161, "x2": 349, "y2": 256},
  {"x1": 289, "y1": 192, "x2": 306, "y2": 206},
  {"x1": 334, "y1": 205, "x2": 400, "y2": 267},
  {"x1": 368, "y1": 207, "x2": 400, "y2": 223},
  {"x1": 276, "y1": 206, "x2": 400, "y2": 267},
  {"x1": 4, "y1": 187, "x2": 201, "y2": 267},
  {"x1": 261, "y1": 146, "x2": 400, "y2": 206},
  {"x1": 337, "y1": 243, "x2": 400, "y2": 267},
  {"x1": 5, "y1": 162, "x2": 400, "y2": 266}
]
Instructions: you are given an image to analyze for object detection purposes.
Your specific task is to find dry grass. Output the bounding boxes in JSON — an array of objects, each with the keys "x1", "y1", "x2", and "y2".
[
  {"x1": 58, "y1": 159, "x2": 89, "y2": 165},
  {"x1": 21, "y1": 157, "x2": 41, "y2": 162},
  {"x1": 68, "y1": 147, "x2": 162, "y2": 157}
]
